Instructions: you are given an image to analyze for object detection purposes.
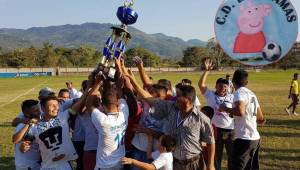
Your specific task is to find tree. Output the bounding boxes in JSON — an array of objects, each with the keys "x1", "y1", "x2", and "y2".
[
  {"x1": 125, "y1": 47, "x2": 161, "y2": 67},
  {"x1": 182, "y1": 47, "x2": 208, "y2": 67}
]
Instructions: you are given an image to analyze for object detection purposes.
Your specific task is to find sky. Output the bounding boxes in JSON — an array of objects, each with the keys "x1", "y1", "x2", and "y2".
[{"x1": 0, "y1": 0, "x2": 299, "y2": 41}]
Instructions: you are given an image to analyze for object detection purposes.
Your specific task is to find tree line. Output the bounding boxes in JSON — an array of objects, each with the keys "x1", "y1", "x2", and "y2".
[{"x1": 0, "y1": 42, "x2": 299, "y2": 69}]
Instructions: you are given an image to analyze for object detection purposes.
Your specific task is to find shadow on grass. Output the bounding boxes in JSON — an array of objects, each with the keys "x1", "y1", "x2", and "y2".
[
  {"x1": 0, "y1": 122, "x2": 12, "y2": 127},
  {"x1": 261, "y1": 147, "x2": 300, "y2": 154},
  {"x1": 260, "y1": 161, "x2": 300, "y2": 170},
  {"x1": 265, "y1": 118, "x2": 300, "y2": 130},
  {"x1": 260, "y1": 131, "x2": 300, "y2": 138},
  {"x1": 0, "y1": 157, "x2": 14, "y2": 170},
  {"x1": 260, "y1": 153, "x2": 300, "y2": 161}
]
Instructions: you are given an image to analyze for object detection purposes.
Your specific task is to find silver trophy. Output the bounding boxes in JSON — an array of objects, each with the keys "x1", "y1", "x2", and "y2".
[{"x1": 93, "y1": 0, "x2": 138, "y2": 81}]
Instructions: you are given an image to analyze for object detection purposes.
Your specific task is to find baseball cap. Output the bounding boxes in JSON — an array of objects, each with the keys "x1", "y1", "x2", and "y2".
[{"x1": 39, "y1": 87, "x2": 55, "y2": 98}]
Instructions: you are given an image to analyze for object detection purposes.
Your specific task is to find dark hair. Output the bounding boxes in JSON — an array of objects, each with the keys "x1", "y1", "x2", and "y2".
[
  {"x1": 101, "y1": 81, "x2": 119, "y2": 106},
  {"x1": 157, "y1": 79, "x2": 172, "y2": 90},
  {"x1": 81, "y1": 80, "x2": 89, "y2": 92},
  {"x1": 216, "y1": 78, "x2": 229, "y2": 85},
  {"x1": 294, "y1": 73, "x2": 298, "y2": 77},
  {"x1": 201, "y1": 106, "x2": 214, "y2": 120},
  {"x1": 232, "y1": 69, "x2": 248, "y2": 87},
  {"x1": 178, "y1": 85, "x2": 196, "y2": 103},
  {"x1": 152, "y1": 84, "x2": 168, "y2": 93},
  {"x1": 181, "y1": 79, "x2": 192, "y2": 85},
  {"x1": 58, "y1": 88, "x2": 69, "y2": 96},
  {"x1": 40, "y1": 96, "x2": 59, "y2": 109},
  {"x1": 160, "y1": 135, "x2": 176, "y2": 152},
  {"x1": 21, "y1": 100, "x2": 39, "y2": 113},
  {"x1": 226, "y1": 74, "x2": 230, "y2": 78},
  {"x1": 175, "y1": 83, "x2": 183, "y2": 89}
]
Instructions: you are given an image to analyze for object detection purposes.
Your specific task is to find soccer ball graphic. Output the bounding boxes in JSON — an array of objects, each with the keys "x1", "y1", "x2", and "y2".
[{"x1": 262, "y1": 42, "x2": 282, "y2": 62}]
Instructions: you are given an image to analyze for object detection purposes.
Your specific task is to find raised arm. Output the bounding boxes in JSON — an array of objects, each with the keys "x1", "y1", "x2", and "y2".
[
  {"x1": 135, "y1": 56, "x2": 153, "y2": 86},
  {"x1": 12, "y1": 117, "x2": 27, "y2": 127},
  {"x1": 125, "y1": 71, "x2": 155, "y2": 104},
  {"x1": 85, "y1": 73, "x2": 102, "y2": 113},
  {"x1": 12, "y1": 119, "x2": 37, "y2": 144},
  {"x1": 198, "y1": 58, "x2": 213, "y2": 95}
]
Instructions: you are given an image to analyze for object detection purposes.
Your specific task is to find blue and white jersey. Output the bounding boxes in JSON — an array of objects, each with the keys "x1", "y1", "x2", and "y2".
[
  {"x1": 91, "y1": 99, "x2": 129, "y2": 169},
  {"x1": 28, "y1": 110, "x2": 78, "y2": 170}
]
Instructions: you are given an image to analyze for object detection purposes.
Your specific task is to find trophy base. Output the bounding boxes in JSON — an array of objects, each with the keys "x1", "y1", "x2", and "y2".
[{"x1": 111, "y1": 26, "x2": 132, "y2": 39}]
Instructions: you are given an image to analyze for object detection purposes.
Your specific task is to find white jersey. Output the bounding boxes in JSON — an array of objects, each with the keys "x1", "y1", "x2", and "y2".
[
  {"x1": 28, "y1": 110, "x2": 78, "y2": 169},
  {"x1": 69, "y1": 88, "x2": 82, "y2": 99},
  {"x1": 204, "y1": 89, "x2": 234, "y2": 129},
  {"x1": 14, "y1": 124, "x2": 41, "y2": 169},
  {"x1": 79, "y1": 114, "x2": 99, "y2": 151},
  {"x1": 194, "y1": 96, "x2": 201, "y2": 107},
  {"x1": 91, "y1": 99, "x2": 129, "y2": 169},
  {"x1": 152, "y1": 152, "x2": 173, "y2": 170},
  {"x1": 233, "y1": 87, "x2": 260, "y2": 140}
]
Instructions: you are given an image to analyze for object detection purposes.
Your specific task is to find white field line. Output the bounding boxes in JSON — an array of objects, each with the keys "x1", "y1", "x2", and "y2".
[{"x1": 0, "y1": 78, "x2": 51, "y2": 108}]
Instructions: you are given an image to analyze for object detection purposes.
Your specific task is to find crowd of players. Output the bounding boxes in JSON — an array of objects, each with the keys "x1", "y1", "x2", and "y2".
[{"x1": 12, "y1": 57, "x2": 265, "y2": 170}]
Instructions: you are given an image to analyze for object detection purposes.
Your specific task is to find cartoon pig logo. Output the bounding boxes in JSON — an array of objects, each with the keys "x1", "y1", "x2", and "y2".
[{"x1": 233, "y1": 0, "x2": 272, "y2": 53}]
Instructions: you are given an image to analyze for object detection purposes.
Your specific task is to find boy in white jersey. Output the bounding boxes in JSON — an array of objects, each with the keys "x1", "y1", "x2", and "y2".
[
  {"x1": 122, "y1": 135, "x2": 176, "y2": 170},
  {"x1": 198, "y1": 59, "x2": 234, "y2": 170},
  {"x1": 13, "y1": 99, "x2": 41, "y2": 170},
  {"x1": 90, "y1": 79, "x2": 129, "y2": 170},
  {"x1": 12, "y1": 95, "x2": 89, "y2": 170},
  {"x1": 219, "y1": 69, "x2": 265, "y2": 170}
]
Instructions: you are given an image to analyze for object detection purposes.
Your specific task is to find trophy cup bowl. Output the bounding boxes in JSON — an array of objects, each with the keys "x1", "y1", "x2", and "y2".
[{"x1": 117, "y1": 6, "x2": 138, "y2": 25}]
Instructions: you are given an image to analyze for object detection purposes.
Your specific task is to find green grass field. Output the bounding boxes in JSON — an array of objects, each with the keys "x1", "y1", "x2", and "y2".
[{"x1": 0, "y1": 70, "x2": 300, "y2": 170}]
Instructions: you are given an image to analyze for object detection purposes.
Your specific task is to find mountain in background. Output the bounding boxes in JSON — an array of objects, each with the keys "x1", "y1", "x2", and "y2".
[{"x1": 0, "y1": 23, "x2": 207, "y2": 57}]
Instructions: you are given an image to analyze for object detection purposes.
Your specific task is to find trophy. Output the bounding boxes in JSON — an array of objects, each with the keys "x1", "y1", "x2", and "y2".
[{"x1": 93, "y1": 0, "x2": 138, "y2": 81}]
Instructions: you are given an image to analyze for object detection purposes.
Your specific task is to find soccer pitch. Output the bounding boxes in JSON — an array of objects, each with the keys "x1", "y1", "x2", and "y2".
[{"x1": 0, "y1": 70, "x2": 299, "y2": 170}]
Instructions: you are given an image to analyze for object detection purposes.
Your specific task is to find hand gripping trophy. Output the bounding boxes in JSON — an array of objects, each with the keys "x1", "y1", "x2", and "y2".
[{"x1": 92, "y1": 0, "x2": 138, "y2": 81}]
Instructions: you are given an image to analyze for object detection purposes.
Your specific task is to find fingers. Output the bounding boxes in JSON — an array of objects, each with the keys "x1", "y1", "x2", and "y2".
[{"x1": 121, "y1": 157, "x2": 131, "y2": 165}]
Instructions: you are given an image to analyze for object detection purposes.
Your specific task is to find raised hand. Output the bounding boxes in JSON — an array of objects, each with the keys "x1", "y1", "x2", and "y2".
[
  {"x1": 133, "y1": 56, "x2": 143, "y2": 65},
  {"x1": 204, "y1": 58, "x2": 214, "y2": 71}
]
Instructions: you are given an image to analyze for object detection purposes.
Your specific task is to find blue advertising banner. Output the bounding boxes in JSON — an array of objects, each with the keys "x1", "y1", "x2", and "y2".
[{"x1": 0, "y1": 72, "x2": 52, "y2": 78}]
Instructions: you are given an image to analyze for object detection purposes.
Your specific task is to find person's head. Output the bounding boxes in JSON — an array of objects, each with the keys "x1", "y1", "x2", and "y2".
[
  {"x1": 149, "y1": 76, "x2": 153, "y2": 81},
  {"x1": 38, "y1": 87, "x2": 55, "y2": 100},
  {"x1": 226, "y1": 74, "x2": 231, "y2": 80},
  {"x1": 21, "y1": 99, "x2": 40, "y2": 119},
  {"x1": 157, "y1": 135, "x2": 176, "y2": 153},
  {"x1": 101, "y1": 81, "x2": 120, "y2": 109},
  {"x1": 176, "y1": 85, "x2": 196, "y2": 112},
  {"x1": 152, "y1": 84, "x2": 168, "y2": 100},
  {"x1": 157, "y1": 79, "x2": 172, "y2": 95},
  {"x1": 66, "y1": 81, "x2": 73, "y2": 89},
  {"x1": 201, "y1": 106, "x2": 214, "y2": 120},
  {"x1": 81, "y1": 80, "x2": 89, "y2": 92},
  {"x1": 232, "y1": 69, "x2": 248, "y2": 88},
  {"x1": 294, "y1": 73, "x2": 298, "y2": 80},
  {"x1": 215, "y1": 78, "x2": 229, "y2": 97},
  {"x1": 175, "y1": 83, "x2": 183, "y2": 96},
  {"x1": 40, "y1": 96, "x2": 60, "y2": 119},
  {"x1": 58, "y1": 88, "x2": 70, "y2": 101},
  {"x1": 181, "y1": 79, "x2": 192, "y2": 86}
]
